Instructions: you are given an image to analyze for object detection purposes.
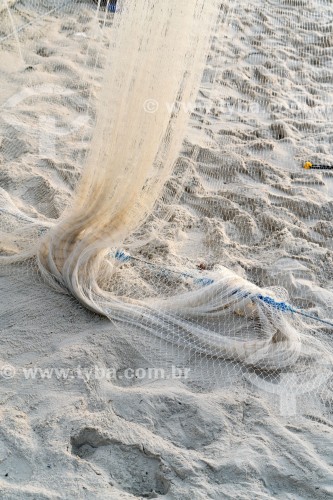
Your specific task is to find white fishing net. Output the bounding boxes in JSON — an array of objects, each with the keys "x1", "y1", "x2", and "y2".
[{"x1": 1, "y1": 0, "x2": 333, "y2": 418}]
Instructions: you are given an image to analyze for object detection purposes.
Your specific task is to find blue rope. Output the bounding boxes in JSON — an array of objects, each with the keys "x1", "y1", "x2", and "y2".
[
  {"x1": 114, "y1": 250, "x2": 333, "y2": 328},
  {"x1": 257, "y1": 294, "x2": 294, "y2": 313},
  {"x1": 256, "y1": 294, "x2": 333, "y2": 328},
  {"x1": 115, "y1": 250, "x2": 131, "y2": 262}
]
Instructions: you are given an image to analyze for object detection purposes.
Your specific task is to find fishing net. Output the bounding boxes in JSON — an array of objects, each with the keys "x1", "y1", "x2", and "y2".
[{"x1": 1, "y1": 0, "x2": 333, "y2": 418}]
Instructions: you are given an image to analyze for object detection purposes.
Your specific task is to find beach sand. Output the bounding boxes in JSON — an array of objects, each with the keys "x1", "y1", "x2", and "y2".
[{"x1": 0, "y1": 1, "x2": 333, "y2": 498}]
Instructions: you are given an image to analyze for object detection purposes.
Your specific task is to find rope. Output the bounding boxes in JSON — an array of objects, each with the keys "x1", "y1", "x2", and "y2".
[
  {"x1": 254, "y1": 294, "x2": 333, "y2": 328},
  {"x1": 114, "y1": 250, "x2": 214, "y2": 286},
  {"x1": 114, "y1": 250, "x2": 333, "y2": 328},
  {"x1": 303, "y1": 161, "x2": 333, "y2": 170}
]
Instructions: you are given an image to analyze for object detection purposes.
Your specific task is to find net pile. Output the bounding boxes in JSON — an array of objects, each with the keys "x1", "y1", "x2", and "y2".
[{"x1": 0, "y1": 0, "x2": 332, "y2": 415}]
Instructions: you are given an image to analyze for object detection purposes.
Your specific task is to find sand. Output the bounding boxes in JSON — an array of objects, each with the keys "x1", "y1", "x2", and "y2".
[{"x1": 0, "y1": 0, "x2": 333, "y2": 498}]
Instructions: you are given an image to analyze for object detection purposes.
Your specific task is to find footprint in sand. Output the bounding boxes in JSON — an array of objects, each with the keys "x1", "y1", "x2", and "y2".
[{"x1": 71, "y1": 427, "x2": 170, "y2": 497}]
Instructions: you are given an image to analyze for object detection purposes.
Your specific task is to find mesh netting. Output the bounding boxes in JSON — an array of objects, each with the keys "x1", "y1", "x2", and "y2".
[{"x1": 0, "y1": 0, "x2": 333, "y2": 418}]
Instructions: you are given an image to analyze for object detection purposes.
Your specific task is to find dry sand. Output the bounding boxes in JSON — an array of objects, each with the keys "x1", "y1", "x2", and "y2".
[{"x1": 0, "y1": 1, "x2": 333, "y2": 498}]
